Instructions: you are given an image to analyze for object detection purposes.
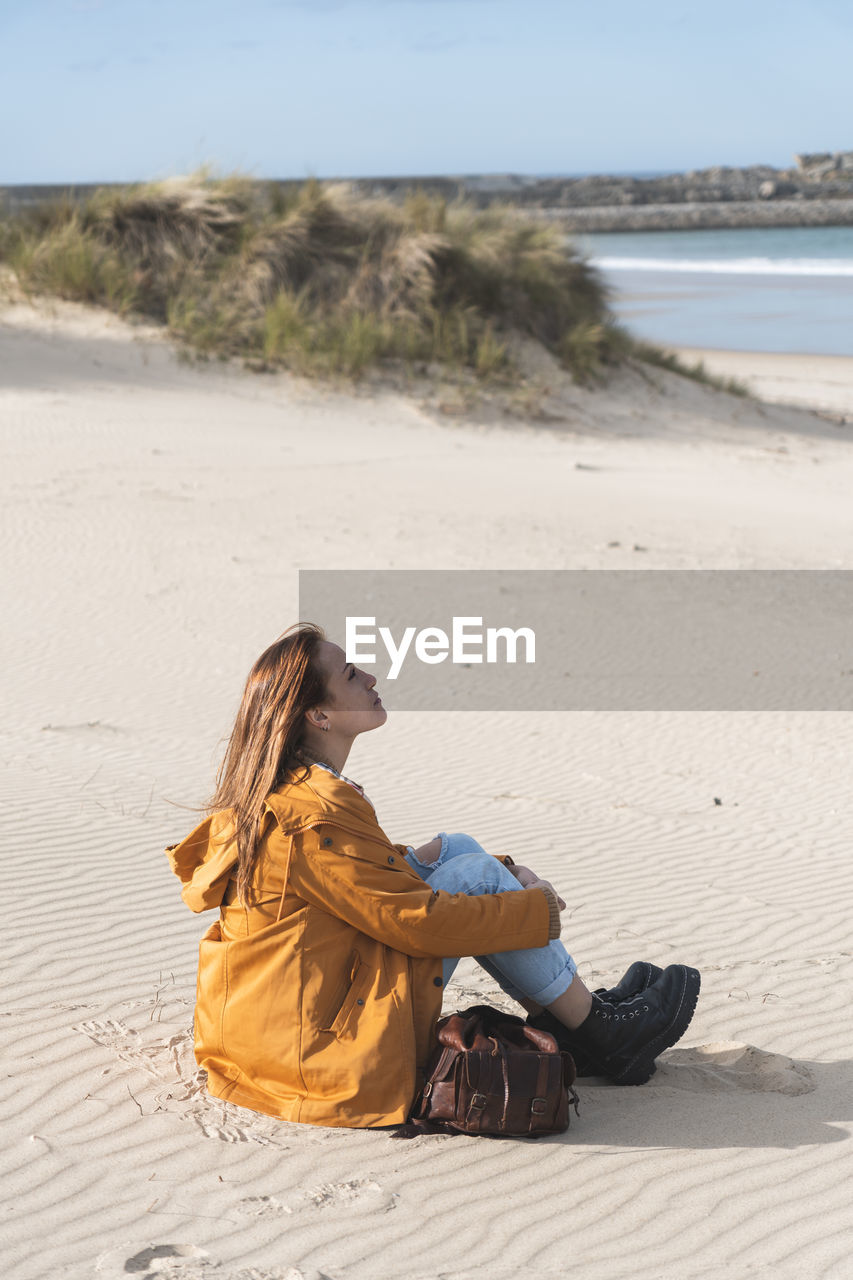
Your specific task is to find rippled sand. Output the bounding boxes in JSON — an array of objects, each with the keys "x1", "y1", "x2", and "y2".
[{"x1": 2, "y1": 297, "x2": 852, "y2": 1280}]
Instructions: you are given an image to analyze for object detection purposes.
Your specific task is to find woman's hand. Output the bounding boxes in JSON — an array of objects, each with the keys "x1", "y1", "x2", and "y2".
[{"x1": 513, "y1": 864, "x2": 566, "y2": 910}]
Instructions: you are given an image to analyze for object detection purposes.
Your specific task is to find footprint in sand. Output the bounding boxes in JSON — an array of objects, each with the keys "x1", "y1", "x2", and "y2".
[
  {"x1": 101, "y1": 1242, "x2": 208, "y2": 1277},
  {"x1": 236, "y1": 1194, "x2": 292, "y2": 1217},
  {"x1": 656, "y1": 1042, "x2": 815, "y2": 1095},
  {"x1": 100, "y1": 1242, "x2": 330, "y2": 1279},
  {"x1": 41, "y1": 719, "x2": 123, "y2": 735},
  {"x1": 298, "y1": 1177, "x2": 397, "y2": 1212},
  {"x1": 74, "y1": 1017, "x2": 140, "y2": 1049}
]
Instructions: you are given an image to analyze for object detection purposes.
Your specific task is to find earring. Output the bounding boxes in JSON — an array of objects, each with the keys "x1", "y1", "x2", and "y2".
[{"x1": 322, "y1": 725, "x2": 329, "y2": 732}]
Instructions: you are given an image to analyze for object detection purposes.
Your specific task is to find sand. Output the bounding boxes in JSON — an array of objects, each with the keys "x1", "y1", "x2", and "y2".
[
  {"x1": 673, "y1": 346, "x2": 853, "y2": 420},
  {"x1": 2, "y1": 298, "x2": 852, "y2": 1280}
]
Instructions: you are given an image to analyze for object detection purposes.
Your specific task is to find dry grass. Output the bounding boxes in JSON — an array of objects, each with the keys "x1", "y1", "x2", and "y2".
[{"x1": 0, "y1": 173, "x2": 748, "y2": 396}]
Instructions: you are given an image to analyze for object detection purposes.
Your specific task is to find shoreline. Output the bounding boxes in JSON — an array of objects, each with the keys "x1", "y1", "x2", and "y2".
[{"x1": 670, "y1": 347, "x2": 853, "y2": 418}]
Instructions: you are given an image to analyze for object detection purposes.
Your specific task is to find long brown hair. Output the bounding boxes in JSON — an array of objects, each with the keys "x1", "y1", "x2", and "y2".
[{"x1": 209, "y1": 623, "x2": 328, "y2": 904}]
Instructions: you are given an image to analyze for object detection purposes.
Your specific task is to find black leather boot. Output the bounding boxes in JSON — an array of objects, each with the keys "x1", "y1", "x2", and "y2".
[
  {"x1": 595, "y1": 960, "x2": 663, "y2": 1004},
  {"x1": 568, "y1": 964, "x2": 700, "y2": 1085},
  {"x1": 529, "y1": 960, "x2": 664, "y2": 1076}
]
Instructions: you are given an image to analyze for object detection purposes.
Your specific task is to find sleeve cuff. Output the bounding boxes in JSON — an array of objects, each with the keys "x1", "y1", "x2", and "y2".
[{"x1": 539, "y1": 886, "x2": 562, "y2": 940}]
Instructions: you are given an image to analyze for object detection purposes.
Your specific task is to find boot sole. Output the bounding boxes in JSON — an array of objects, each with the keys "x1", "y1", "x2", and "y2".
[{"x1": 611, "y1": 965, "x2": 701, "y2": 1085}]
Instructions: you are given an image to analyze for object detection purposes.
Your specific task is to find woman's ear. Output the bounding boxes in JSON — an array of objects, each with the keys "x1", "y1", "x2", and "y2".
[{"x1": 305, "y1": 706, "x2": 330, "y2": 733}]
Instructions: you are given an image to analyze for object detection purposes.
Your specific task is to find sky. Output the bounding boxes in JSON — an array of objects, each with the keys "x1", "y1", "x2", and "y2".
[{"x1": 1, "y1": 0, "x2": 852, "y2": 184}]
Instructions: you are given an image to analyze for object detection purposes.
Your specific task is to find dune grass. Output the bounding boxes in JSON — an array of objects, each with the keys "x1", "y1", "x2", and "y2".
[
  {"x1": 0, "y1": 174, "x2": 747, "y2": 396},
  {"x1": 649, "y1": 351, "x2": 751, "y2": 398}
]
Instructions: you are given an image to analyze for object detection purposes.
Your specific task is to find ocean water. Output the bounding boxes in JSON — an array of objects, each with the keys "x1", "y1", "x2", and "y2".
[{"x1": 577, "y1": 226, "x2": 853, "y2": 355}]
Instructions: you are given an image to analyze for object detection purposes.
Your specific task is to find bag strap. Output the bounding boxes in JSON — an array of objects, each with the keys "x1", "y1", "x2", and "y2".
[
  {"x1": 411, "y1": 1045, "x2": 458, "y2": 1121},
  {"x1": 497, "y1": 1039, "x2": 511, "y2": 1130}
]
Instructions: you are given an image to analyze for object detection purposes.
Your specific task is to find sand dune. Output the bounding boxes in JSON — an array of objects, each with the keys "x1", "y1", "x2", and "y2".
[{"x1": 2, "y1": 297, "x2": 852, "y2": 1280}]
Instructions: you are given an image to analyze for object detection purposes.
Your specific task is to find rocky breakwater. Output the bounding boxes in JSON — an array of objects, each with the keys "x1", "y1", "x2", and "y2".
[
  {"x1": 350, "y1": 152, "x2": 853, "y2": 232},
  {"x1": 505, "y1": 152, "x2": 853, "y2": 231},
  {"x1": 542, "y1": 196, "x2": 853, "y2": 232}
]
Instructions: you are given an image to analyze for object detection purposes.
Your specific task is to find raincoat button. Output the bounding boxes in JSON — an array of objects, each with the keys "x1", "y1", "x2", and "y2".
[
  {"x1": 356, "y1": 998, "x2": 364, "y2": 1006},
  {"x1": 323, "y1": 838, "x2": 333, "y2": 847},
  {"x1": 387, "y1": 855, "x2": 395, "y2": 864},
  {"x1": 433, "y1": 977, "x2": 442, "y2": 987}
]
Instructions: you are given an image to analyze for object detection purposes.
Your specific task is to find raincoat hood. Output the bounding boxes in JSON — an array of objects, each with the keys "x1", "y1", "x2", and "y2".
[
  {"x1": 165, "y1": 766, "x2": 379, "y2": 914},
  {"x1": 166, "y1": 809, "x2": 240, "y2": 913}
]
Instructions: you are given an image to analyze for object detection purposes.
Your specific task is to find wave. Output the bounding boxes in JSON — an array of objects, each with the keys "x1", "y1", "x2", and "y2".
[{"x1": 591, "y1": 256, "x2": 853, "y2": 277}]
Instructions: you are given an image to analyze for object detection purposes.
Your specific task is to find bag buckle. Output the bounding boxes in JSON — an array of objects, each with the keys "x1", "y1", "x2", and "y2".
[
  {"x1": 531, "y1": 1097, "x2": 547, "y2": 1115},
  {"x1": 469, "y1": 1093, "x2": 487, "y2": 1111}
]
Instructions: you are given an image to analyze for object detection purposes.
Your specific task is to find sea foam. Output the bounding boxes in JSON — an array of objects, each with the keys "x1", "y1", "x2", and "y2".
[{"x1": 592, "y1": 256, "x2": 853, "y2": 277}]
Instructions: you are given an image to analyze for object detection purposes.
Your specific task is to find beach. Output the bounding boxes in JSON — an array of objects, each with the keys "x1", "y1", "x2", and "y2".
[
  {"x1": 2, "y1": 295, "x2": 853, "y2": 1280},
  {"x1": 673, "y1": 348, "x2": 853, "y2": 418}
]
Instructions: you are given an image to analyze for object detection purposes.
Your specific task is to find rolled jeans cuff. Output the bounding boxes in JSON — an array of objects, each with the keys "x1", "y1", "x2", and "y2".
[{"x1": 522, "y1": 956, "x2": 577, "y2": 1007}]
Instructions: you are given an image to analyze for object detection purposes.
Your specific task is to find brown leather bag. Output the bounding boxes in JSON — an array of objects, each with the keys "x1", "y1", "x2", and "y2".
[{"x1": 403, "y1": 1004, "x2": 579, "y2": 1138}]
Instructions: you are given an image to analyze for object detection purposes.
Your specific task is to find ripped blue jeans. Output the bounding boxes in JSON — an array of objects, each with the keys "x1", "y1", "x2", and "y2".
[{"x1": 404, "y1": 831, "x2": 577, "y2": 1006}]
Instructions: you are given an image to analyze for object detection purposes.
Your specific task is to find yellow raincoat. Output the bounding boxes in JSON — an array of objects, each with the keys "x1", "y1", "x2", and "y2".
[{"x1": 166, "y1": 765, "x2": 555, "y2": 1128}]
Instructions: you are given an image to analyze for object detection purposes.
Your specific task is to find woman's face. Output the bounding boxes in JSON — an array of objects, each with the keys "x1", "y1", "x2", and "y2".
[{"x1": 313, "y1": 639, "x2": 388, "y2": 738}]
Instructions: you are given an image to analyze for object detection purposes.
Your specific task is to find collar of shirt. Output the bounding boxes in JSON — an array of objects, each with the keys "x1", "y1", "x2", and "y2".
[{"x1": 312, "y1": 761, "x2": 375, "y2": 811}]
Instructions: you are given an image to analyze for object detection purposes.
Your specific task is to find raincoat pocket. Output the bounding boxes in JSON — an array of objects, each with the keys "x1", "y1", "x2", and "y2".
[{"x1": 322, "y1": 952, "x2": 371, "y2": 1042}]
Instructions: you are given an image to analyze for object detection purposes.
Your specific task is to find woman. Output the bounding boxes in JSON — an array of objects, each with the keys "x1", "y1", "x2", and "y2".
[{"x1": 167, "y1": 624, "x2": 700, "y2": 1129}]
